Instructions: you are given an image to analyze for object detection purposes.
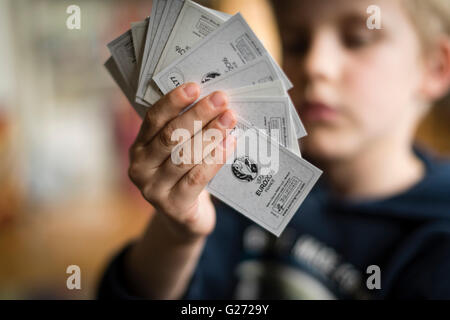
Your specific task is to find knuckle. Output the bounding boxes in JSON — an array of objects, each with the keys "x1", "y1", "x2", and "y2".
[
  {"x1": 204, "y1": 122, "x2": 227, "y2": 143},
  {"x1": 211, "y1": 118, "x2": 227, "y2": 132},
  {"x1": 146, "y1": 109, "x2": 161, "y2": 130},
  {"x1": 185, "y1": 169, "x2": 207, "y2": 187},
  {"x1": 128, "y1": 163, "x2": 141, "y2": 184},
  {"x1": 190, "y1": 104, "x2": 203, "y2": 121},
  {"x1": 142, "y1": 184, "x2": 158, "y2": 204},
  {"x1": 167, "y1": 87, "x2": 188, "y2": 107},
  {"x1": 197, "y1": 97, "x2": 214, "y2": 115},
  {"x1": 128, "y1": 161, "x2": 153, "y2": 188},
  {"x1": 174, "y1": 160, "x2": 192, "y2": 171},
  {"x1": 145, "y1": 109, "x2": 155, "y2": 125},
  {"x1": 159, "y1": 124, "x2": 178, "y2": 149},
  {"x1": 129, "y1": 138, "x2": 147, "y2": 157}
]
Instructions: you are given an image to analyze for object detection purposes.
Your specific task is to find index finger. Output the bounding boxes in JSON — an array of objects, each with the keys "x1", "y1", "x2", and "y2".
[{"x1": 135, "y1": 83, "x2": 200, "y2": 146}]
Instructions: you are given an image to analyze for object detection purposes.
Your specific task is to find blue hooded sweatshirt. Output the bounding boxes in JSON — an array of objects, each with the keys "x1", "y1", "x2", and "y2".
[{"x1": 98, "y1": 150, "x2": 450, "y2": 299}]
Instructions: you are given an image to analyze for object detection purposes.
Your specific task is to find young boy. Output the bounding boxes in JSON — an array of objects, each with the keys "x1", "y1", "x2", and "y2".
[{"x1": 98, "y1": 0, "x2": 450, "y2": 299}]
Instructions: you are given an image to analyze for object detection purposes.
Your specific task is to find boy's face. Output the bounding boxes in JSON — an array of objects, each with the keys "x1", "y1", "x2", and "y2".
[{"x1": 276, "y1": 0, "x2": 425, "y2": 161}]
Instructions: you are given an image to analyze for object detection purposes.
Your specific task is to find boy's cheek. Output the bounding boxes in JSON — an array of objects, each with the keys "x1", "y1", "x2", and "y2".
[
  {"x1": 302, "y1": 121, "x2": 365, "y2": 159},
  {"x1": 348, "y1": 43, "x2": 422, "y2": 122},
  {"x1": 344, "y1": 61, "x2": 405, "y2": 125},
  {"x1": 348, "y1": 75, "x2": 412, "y2": 135}
]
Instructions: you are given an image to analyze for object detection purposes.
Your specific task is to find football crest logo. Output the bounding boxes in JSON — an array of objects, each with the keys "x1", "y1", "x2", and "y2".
[{"x1": 231, "y1": 156, "x2": 258, "y2": 182}]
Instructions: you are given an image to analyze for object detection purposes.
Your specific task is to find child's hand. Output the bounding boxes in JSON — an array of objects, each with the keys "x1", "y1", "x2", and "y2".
[{"x1": 128, "y1": 83, "x2": 236, "y2": 238}]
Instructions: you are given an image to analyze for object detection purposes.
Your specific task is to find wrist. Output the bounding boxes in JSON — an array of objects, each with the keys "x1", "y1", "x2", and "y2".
[{"x1": 153, "y1": 211, "x2": 210, "y2": 244}]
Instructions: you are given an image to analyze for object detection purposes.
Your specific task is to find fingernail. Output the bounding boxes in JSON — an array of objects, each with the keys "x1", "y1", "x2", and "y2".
[
  {"x1": 219, "y1": 110, "x2": 234, "y2": 127},
  {"x1": 184, "y1": 83, "x2": 198, "y2": 98},
  {"x1": 210, "y1": 92, "x2": 227, "y2": 108}
]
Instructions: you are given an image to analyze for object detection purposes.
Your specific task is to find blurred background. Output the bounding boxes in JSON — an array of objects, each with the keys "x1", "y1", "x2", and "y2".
[{"x1": 0, "y1": 0, "x2": 448, "y2": 299}]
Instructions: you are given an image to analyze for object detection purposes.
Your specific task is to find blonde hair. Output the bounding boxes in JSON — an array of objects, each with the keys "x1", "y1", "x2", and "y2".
[
  {"x1": 402, "y1": 0, "x2": 450, "y2": 48},
  {"x1": 402, "y1": 0, "x2": 450, "y2": 106}
]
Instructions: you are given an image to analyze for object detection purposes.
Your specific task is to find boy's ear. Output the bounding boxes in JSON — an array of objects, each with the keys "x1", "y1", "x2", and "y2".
[{"x1": 421, "y1": 36, "x2": 450, "y2": 101}]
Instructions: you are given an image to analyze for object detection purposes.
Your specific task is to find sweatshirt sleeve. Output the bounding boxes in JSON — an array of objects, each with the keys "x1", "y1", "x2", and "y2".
[
  {"x1": 96, "y1": 202, "x2": 244, "y2": 300},
  {"x1": 97, "y1": 243, "x2": 143, "y2": 300},
  {"x1": 96, "y1": 242, "x2": 205, "y2": 300}
]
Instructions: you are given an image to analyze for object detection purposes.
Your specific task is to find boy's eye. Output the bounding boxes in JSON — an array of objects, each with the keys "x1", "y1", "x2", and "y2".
[
  {"x1": 342, "y1": 31, "x2": 374, "y2": 49},
  {"x1": 338, "y1": 14, "x2": 381, "y2": 49},
  {"x1": 284, "y1": 34, "x2": 310, "y2": 55}
]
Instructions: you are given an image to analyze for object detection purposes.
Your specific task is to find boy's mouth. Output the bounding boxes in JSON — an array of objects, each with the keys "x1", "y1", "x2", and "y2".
[{"x1": 300, "y1": 100, "x2": 339, "y2": 123}]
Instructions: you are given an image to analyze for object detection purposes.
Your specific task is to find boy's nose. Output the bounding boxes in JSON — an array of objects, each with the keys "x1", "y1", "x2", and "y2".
[{"x1": 304, "y1": 29, "x2": 343, "y2": 84}]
